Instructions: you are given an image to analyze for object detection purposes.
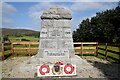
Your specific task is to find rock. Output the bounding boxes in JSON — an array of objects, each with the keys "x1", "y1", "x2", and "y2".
[{"x1": 41, "y1": 6, "x2": 72, "y2": 19}]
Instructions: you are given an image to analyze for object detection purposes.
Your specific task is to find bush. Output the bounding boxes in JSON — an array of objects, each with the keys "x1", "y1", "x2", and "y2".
[{"x1": 21, "y1": 38, "x2": 30, "y2": 41}]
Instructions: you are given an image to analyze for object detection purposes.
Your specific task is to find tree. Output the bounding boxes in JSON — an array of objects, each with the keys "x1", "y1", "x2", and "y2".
[
  {"x1": 2, "y1": 35, "x2": 10, "y2": 43},
  {"x1": 73, "y1": 5, "x2": 120, "y2": 44}
]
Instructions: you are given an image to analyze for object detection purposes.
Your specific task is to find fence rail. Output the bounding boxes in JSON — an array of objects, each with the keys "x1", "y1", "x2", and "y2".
[
  {"x1": 73, "y1": 42, "x2": 97, "y2": 56},
  {"x1": 11, "y1": 42, "x2": 39, "y2": 56},
  {"x1": 1, "y1": 42, "x2": 120, "y2": 62},
  {"x1": 97, "y1": 43, "x2": 120, "y2": 62}
]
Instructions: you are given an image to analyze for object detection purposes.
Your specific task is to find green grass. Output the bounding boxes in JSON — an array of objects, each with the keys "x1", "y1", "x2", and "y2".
[
  {"x1": 75, "y1": 49, "x2": 96, "y2": 52},
  {"x1": 98, "y1": 45, "x2": 119, "y2": 52},
  {"x1": 13, "y1": 44, "x2": 39, "y2": 47},
  {"x1": 9, "y1": 36, "x2": 39, "y2": 42}
]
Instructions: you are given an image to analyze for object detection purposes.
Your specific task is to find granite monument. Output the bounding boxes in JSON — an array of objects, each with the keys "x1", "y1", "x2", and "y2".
[{"x1": 38, "y1": 6, "x2": 75, "y2": 58}]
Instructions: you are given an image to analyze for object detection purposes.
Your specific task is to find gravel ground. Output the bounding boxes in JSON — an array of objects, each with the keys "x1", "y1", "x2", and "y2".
[{"x1": 1, "y1": 56, "x2": 120, "y2": 79}]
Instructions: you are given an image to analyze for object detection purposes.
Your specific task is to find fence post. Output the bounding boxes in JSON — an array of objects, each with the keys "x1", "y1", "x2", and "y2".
[
  {"x1": 105, "y1": 43, "x2": 108, "y2": 59},
  {"x1": 11, "y1": 43, "x2": 14, "y2": 55},
  {"x1": 96, "y1": 42, "x2": 98, "y2": 57},
  {"x1": 2, "y1": 43, "x2": 4, "y2": 61},
  {"x1": 81, "y1": 42, "x2": 83, "y2": 57},
  {"x1": 118, "y1": 46, "x2": 120, "y2": 63},
  {"x1": 29, "y1": 43, "x2": 31, "y2": 56}
]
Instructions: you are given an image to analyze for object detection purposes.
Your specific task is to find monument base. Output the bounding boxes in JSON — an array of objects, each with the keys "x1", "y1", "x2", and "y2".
[{"x1": 9, "y1": 55, "x2": 93, "y2": 78}]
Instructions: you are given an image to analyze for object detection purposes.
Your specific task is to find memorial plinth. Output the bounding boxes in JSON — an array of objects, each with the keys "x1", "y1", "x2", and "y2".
[{"x1": 38, "y1": 6, "x2": 75, "y2": 58}]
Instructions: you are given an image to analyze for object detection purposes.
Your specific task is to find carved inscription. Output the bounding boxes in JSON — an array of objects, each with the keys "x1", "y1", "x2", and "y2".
[
  {"x1": 49, "y1": 28, "x2": 62, "y2": 37},
  {"x1": 40, "y1": 28, "x2": 47, "y2": 37},
  {"x1": 44, "y1": 50, "x2": 69, "y2": 57},
  {"x1": 64, "y1": 28, "x2": 72, "y2": 37}
]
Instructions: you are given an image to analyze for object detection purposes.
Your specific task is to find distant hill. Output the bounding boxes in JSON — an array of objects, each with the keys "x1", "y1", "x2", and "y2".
[{"x1": 1, "y1": 28, "x2": 40, "y2": 37}]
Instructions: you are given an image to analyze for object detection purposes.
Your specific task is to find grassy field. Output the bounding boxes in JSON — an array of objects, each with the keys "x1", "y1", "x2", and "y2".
[
  {"x1": 8, "y1": 36, "x2": 39, "y2": 42},
  {"x1": 1, "y1": 36, "x2": 120, "y2": 63}
]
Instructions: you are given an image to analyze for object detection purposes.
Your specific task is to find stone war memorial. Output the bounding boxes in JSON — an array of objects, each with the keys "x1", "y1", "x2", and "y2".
[
  {"x1": 9, "y1": 6, "x2": 92, "y2": 78},
  {"x1": 38, "y1": 5, "x2": 75, "y2": 58}
]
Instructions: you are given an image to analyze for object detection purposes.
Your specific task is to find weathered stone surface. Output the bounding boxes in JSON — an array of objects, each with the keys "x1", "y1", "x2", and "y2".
[
  {"x1": 57, "y1": 39, "x2": 74, "y2": 49},
  {"x1": 40, "y1": 39, "x2": 57, "y2": 49},
  {"x1": 53, "y1": 20, "x2": 71, "y2": 27},
  {"x1": 42, "y1": 20, "x2": 71, "y2": 28},
  {"x1": 41, "y1": 20, "x2": 54, "y2": 27},
  {"x1": 41, "y1": 6, "x2": 72, "y2": 19}
]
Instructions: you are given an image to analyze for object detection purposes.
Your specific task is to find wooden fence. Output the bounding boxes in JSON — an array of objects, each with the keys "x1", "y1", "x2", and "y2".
[
  {"x1": 1, "y1": 43, "x2": 12, "y2": 60},
  {"x1": 12, "y1": 42, "x2": 39, "y2": 55},
  {"x1": 96, "y1": 43, "x2": 120, "y2": 62},
  {"x1": 74, "y1": 42, "x2": 97, "y2": 56},
  {"x1": 1, "y1": 42, "x2": 120, "y2": 62}
]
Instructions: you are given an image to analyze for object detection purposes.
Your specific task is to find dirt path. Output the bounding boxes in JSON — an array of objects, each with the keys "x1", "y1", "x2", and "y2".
[{"x1": 1, "y1": 56, "x2": 120, "y2": 78}]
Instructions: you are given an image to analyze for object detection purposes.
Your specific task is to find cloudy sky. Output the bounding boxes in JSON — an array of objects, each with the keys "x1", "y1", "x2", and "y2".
[{"x1": 2, "y1": 2, "x2": 119, "y2": 31}]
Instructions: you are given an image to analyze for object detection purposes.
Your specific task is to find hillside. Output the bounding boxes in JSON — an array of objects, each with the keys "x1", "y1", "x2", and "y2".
[{"x1": 1, "y1": 28, "x2": 40, "y2": 36}]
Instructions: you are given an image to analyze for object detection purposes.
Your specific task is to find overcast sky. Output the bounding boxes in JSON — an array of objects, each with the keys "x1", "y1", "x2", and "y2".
[{"x1": 2, "y1": 1, "x2": 119, "y2": 31}]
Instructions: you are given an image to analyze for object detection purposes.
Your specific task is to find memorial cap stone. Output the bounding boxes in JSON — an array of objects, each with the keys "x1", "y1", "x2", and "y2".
[{"x1": 41, "y1": 6, "x2": 72, "y2": 19}]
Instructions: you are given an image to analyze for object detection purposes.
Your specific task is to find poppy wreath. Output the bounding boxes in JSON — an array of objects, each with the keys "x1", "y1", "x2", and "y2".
[
  {"x1": 64, "y1": 64, "x2": 74, "y2": 74},
  {"x1": 55, "y1": 61, "x2": 64, "y2": 65},
  {"x1": 39, "y1": 65, "x2": 50, "y2": 75}
]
